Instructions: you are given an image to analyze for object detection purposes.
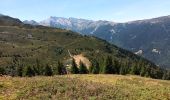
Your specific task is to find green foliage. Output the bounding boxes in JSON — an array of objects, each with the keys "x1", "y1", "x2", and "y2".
[
  {"x1": 90, "y1": 60, "x2": 100, "y2": 74},
  {"x1": 167, "y1": 71, "x2": 170, "y2": 80},
  {"x1": 0, "y1": 67, "x2": 5, "y2": 75},
  {"x1": 119, "y1": 66, "x2": 126, "y2": 75},
  {"x1": 114, "y1": 60, "x2": 120, "y2": 74},
  {"x1": 103, "y1": 56, "x2": 115, "y2": 74},
  {"x1": 130, "y1": 64, "x2": 137, "y2": 75},
  {"x1": 55, "y1": 61, "x2": 65, "y2": 75},
  {"x1": 70, "y1": 59, "x2": 79, "y2": 74},
  {"x1": 44, "y1": 64, "x2": 53, "y2": 76},
  {"x1": 79, "y1": 61, "x2": 88, "y2": 74},
  {"x1": 0, "y1": 15, "x2": 169, "y2": 80},
  {"x1": 165, "y1": 71, "x2": 170, "y2": 80},
  {"x1": 16, "y1": 65, "x2": 23, "y2": 76},
  {"x1": 144, "y1": 67, "x2": 150, "y2": 77},
  {"x1": 22, "y1": 66, "x2": 35, "y2": 77},
  {"x1": 35, "y1": 59, "x2": 41, "y2": 75},
  {"x1": 140, "y1": 67, "x2": 146, "y2": 76}
]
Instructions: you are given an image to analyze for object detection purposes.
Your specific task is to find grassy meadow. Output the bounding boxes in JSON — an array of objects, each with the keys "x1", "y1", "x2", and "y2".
[{"x1": 0, "y1": 74, "x2": 170, "y2": 100}]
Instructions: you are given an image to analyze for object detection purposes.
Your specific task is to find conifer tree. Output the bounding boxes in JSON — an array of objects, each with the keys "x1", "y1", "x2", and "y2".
[
  {"x1": 23, "y1": 66, "x2": 35, "y2": 77},
  {"x1": 162, "y1": 71, "x2": 167, "y2": 80},
  {"x1": 103, "y1": 56, "x2": 115, "y2": 74},
  {"x1": 35, "y1": 59, "x2": 41, "y2": 75},
  {"x1": 166, "y1": 71, "x2": 170, "y2": 80},
  {"x1": 44, "y1": 64, "x2": 53, "y2": 76},
  {"x1": 114, "y1": 60, "x2": 120, "y2": 74},
  {"x1": 130, "y1": 64, "x2": 137, "y2": 75},
  {"x1": 140, "y1": 67, "x2": 146, "y2": 76},
  {"x1": 32, "y1": 65, "x2": 39, "y2": 76},
  {"x1": 0, "y1": 67, "x2": 5, "y2": 75},
  {"x1": 79, "y1": 61, "x2": 88, "y2": 74},
  {"x1": 144, "y1": 67, "x2": 150, "y2": 77},
  {"x1": 16, "y1": 65, "x2": 23, "y2": 76},
  {"x1": 119, "y1": 66, "x2": 125, "y2": 75},
  {"x1": 71, "y1": 59, "x2": 79, "y2": 74},
  {"x1": 119, "y1": 61, "x2": 129, "y2": 75},
  {"x1": 91, "y1": 60, "x2": 100, "y2": 74},
  {"x1": 56, "y1": 61, "x2": 65, "y2": 75}
]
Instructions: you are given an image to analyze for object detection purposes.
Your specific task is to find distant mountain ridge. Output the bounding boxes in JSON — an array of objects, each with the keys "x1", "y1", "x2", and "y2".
[
  {"x1": 0, "y1": 15, "x2": 23, "y2": 26},
  {"x1": 24, "y1": 17, "x2": 115, "y2": 34},
  {"x1": 1, "y1": 14, "x2": 169, "y2": 79},
  {"x1": 24, "y1": 15, "x2": 170, "y2": 69},
  {"x1": 23, "y1": 20, "x2": 39, "y2": 25}
]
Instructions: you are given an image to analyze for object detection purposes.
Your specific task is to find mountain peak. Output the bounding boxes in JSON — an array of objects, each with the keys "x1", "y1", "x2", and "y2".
[
  {"x1": 0, "y1": 14, "x2": 168, "y2": 80},
  {"x1": 127, "y1": 15, "x2": 170, "y2": 24},
  {"x1": 38, "y1": 16, "x2": 115, "y2": 33},
  {"x1": 23, "y1": 20, "x2": 39, "y2": 25},
  {"x1": 0, "y1": 15, "x2": 22, "y2": 26}
]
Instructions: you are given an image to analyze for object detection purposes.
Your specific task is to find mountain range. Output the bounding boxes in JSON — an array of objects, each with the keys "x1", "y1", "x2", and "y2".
[
  {"x1": 24, "y1": 15, "x2": 170, "y2": 69},
  {"x1": 0, "y1": 15, "x2": 169, "y2": 79}
]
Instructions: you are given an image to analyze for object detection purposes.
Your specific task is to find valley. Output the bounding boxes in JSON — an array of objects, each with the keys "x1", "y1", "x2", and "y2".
[
  {"x1": 29, "y1": 16, "x2": 170, "y2": 69},
  {"x1": 0, "y1": 15, "x2": 169, "y2": 80},
  {"x1": 1, "y1": 1, "x2": 170, "y2": 100}
]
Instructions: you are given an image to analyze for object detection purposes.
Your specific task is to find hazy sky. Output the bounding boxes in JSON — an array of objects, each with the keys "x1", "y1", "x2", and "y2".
[{"x1": 0, "y1": 0, "x2": 170, "y2": 22}]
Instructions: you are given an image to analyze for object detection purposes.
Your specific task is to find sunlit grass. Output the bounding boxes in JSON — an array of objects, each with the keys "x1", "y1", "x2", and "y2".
[{"x1": 0, "y1": 75, "x2": 170, "y2": 100}]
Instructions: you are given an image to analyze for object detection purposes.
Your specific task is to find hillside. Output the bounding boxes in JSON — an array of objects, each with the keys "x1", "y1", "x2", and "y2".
[
  {"x1": 0, "y1": 15, "x2": 169, "y2": 79},
  {"x1": 0, "y1": 75, "x2": 170, "y2": 100},
  {"x1": 34, "y1": 16, "x2": 170, "y2": 69}
]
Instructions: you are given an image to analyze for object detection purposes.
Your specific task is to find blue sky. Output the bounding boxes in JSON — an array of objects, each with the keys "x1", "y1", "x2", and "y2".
[{"x1": 0, "y1": 0, "x2": 170, "y2": 22}]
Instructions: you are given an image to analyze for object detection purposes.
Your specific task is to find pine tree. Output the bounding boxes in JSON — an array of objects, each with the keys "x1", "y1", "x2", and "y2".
[
  {"x1": 91, "y1": 60, "x2": 100, "y2": 74},
  {"x1": 52, "y1": 64, "x2": 58, "y2": 75},
  {"x1": 162, "y1": 71, "x2": 167, "y2": 80},
  {"x1": 11, "y1": 56, "x2": 22, "y2": 76},
  {"x1": 130, "y1": 64, "x2": 137, "y2": 75},
  {"x1": 16, "y1": 65, "x2": 23, "y2": 76},
  {"x1": 103, "y1": 56, "x2": 115, "y2": 74},
  {"x1": 44, "y1": 64, "x2": 53, "y2": 76},
  {"x1": 56, "y1": 61, "x2": 65, "y2": 75},
  {"x1": 0, "y1": 67, "x2": 5, "y2": 75},
  {"x1": 136, "y1": 62, "x2": 142, "y2": 75},
  {"x1": 79, "y1": 61, "x2": 88, "y2": 74},
  {"x1": 144, "y1": 67, "x2": 150, "y2": 77},
  {"x1": 119, "y1": 61, "x2": 129, "y2": 75},
  {"x1": 23, "y1": 66, "x2": 35, "y2": 77},
  {"x1": 166, "y1": 71, "x2": 170, "y2": 80},
  {"x1": 32, "y1": 65, "x2": 39, "y2": 76},
  {"x1": 119, "y1": 66, "x2": 125, "y2": 75},
  {"x1": 114, "y1": 60, "x2": 120, "y2": 74},
  {"x1": 140, "y1": 67, "x2": 146, "y2": 76},
  {"x1": 71, "y1": 59, "x2": 79, "y2": 74},
  {"x1": 35, "y1": 59, "x2": 41, "y2": 75}
]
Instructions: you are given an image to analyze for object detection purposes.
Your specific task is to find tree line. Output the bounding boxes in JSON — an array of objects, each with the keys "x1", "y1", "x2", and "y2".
[
  {"x1": 70, "y1": 56, "x2": 170, "y2": 80},
  {"x1": 0, "y1": 56, "x2": 169, "y2": 80}
]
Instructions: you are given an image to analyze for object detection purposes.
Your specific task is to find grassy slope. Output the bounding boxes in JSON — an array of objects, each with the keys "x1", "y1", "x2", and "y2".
[
  {"x1": 0, "y1": 25, "x2": 163, "y2": 76},
  {"x1": 0, "y1": 75, "x2": 170, "y2": 100},
  {"x1": 0, "y1": 25, "x2": 141, "y2": 65},
  {"x1": 0, "y1": 15, "x2": 167, "y2": 79}
]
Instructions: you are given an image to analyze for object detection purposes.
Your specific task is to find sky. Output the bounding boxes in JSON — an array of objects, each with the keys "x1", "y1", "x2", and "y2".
[{"x1": 0, "y1": 0, "x2": 170, "y2": 22}]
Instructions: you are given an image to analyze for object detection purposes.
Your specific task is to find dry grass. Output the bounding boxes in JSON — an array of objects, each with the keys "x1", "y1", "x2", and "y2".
[{"x1": 0, "y1": 75, "x2": 170, "y2": 100}]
